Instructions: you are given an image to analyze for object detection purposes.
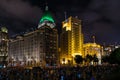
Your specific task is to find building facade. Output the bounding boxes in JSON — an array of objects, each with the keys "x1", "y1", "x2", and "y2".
[
  {"x1": 83, "y1": 43, "x2": 103, "y2": 64},
  {"x1": 8, "y1": 6, "x2": 58, "y2": 67},
  {"x1": 103, "y1": 44, "x2": 120, "y2": 56},
  {"x1": 60, "y1": 16, "x2": 84, "y2": 65},
  {"x1": 0, "y1": 27, "x2": 8, "y2": 64}
]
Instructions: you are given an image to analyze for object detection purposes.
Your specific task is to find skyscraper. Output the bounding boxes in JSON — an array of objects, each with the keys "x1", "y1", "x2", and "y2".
[
  {"x1": 60, "y1": 16, "x2": 84, "y2": 65},
  {"x1": 38, "y1": 5, "x2": 58, "y2": 66},
  {"x1": 9, "y1": 6, "x2": 58, "y2": 67}
]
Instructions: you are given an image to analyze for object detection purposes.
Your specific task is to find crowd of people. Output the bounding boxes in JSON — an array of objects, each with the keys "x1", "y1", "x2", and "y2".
[{"x1": 0, "y1": 65, "x2": 119, "y2": 80}]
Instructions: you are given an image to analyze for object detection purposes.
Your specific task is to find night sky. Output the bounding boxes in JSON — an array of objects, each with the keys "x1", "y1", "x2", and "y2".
[{"x1": 0, "y1": 0, "x2": 120, "y2": 45}]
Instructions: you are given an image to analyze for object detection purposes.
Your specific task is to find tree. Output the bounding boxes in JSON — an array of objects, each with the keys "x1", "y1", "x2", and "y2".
[
  {"x1": 93, "y1": 54, "x2": 98, "y2": 65},
  {"x1": 102, "y1": 55, "x2": 109, "y2": 63},
  {"x1": 74, "y1": 55, "x2": 83, "y2": 65},
  {"x1": 86, "y1": 54, "x2": 93, "y2": 62},
  {"x1": 109, "y1": 48, "x2": 120, "y2": 64}
]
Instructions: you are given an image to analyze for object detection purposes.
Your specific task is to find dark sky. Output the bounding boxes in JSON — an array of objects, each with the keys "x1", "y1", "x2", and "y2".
[{"x1": 0, "y1": 0, "x2": 120, "y2": 45}]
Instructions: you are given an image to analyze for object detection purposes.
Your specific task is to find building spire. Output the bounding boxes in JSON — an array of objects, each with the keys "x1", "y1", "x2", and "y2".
[
  {"x1": 92, "y1": 36, "x2": 96, "y2": 43},
  {"x1": 45, "y1": 3, "x2": 48, "y2": 11},
  {"x1": 64, "y1": 11, "x2": 67, "y2": 20}
]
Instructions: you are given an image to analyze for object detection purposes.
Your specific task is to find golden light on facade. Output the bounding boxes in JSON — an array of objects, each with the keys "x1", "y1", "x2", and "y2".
[
  {"x1": 62, "y1": 23, "x2": 71, "y2": 31},
  {"x1": 84, "y1": 43, "x2": 100, "y2": 48},
  {"x1": 60, "y1": 16, "x2": 83, "y2": 65},
  {"x1": 60, "y1": 54, "x2": 72, "y2": 64},
  {"x1": 83, "y1": 43, "x2": 101, "y2": 56},
  {"x1": 72, "y1": 53, "x2": 82, "y2": 57},
  {"x1": 61, "y1": 60, "x2": 67, "y2": 64},
  {"x1": 61, "y1": 57, "x2": 71, "y2": 64},
  {"x1": 83, "y1": 43, "x2": 103, "y2": 65},
  {"x1": 62, "y1": 17, "x2": 72, "y2": 31}
]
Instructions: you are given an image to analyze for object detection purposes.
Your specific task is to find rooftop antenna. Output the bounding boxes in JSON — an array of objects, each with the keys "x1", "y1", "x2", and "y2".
[
  {"x1": 64, "y1": 11, "x2": 67, "y2": 20},
  {"x1": 45, "y1": 3, "x2": 48, "y2": 11},
  {"x1": 92, "y1": 35, "x2": 96, "y2": 43}
]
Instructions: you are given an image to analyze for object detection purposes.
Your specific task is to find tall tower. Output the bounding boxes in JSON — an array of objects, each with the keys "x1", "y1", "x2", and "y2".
[
  {"x1": 38, "y1": 5, "x2": 58, "y2": 66},
  {"x1": 60, "y1": 16, "x2": 84, "y2": 65},
  {"x1": 0, "y1": 27, "x2": 8, "y2": 65}
]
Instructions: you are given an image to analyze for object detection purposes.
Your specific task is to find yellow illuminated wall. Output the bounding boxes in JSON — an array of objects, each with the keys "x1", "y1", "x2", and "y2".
[
  {"x1": 62, "y1": 17, "x2": 72, "y2": 31},
  {"x1": 83, "y1": 43, "x2": 103, "y2": 64},
  {"x1": 60, "y1": 16, "x2": 84, "y2": 65},
  {"x1": 83, "y1": 43, "x2": 101, "y2": 56}
]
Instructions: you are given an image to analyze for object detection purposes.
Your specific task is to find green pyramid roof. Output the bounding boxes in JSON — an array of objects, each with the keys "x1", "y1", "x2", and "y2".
[{"x1": 40, "y1": 6, "x2": 54, "y2": 23}]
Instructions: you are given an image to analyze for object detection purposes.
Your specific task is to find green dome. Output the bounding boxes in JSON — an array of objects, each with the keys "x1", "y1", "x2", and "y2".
[{"x1": 40, "y1": 11, "x2": 54, "y2": 23}]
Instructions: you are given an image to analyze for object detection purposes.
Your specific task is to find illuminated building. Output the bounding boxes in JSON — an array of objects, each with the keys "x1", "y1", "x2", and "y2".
[
  {"x1": 0, "y1": 27, "x2": 8, "y2": 64},
  {"x1": 8, "y1": 6, "x2": 58, "y2": 67},
  {"x1": 103, "y1": 44, "x2": 120, "y2": 56},
  {"x1": 83, "y1": 43, "x2": 103, "y2": 64},
  {"x1": 104, "y1": 46, "x2": 112, "y2": 56},
  {"x1": 60, "y1": 16, "x2": 84, "y2": 65}
]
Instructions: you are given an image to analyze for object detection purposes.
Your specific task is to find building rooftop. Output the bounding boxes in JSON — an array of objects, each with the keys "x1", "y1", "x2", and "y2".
[{"x1": 40, "y1": 6, "x2": 54, "y2": 23}]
